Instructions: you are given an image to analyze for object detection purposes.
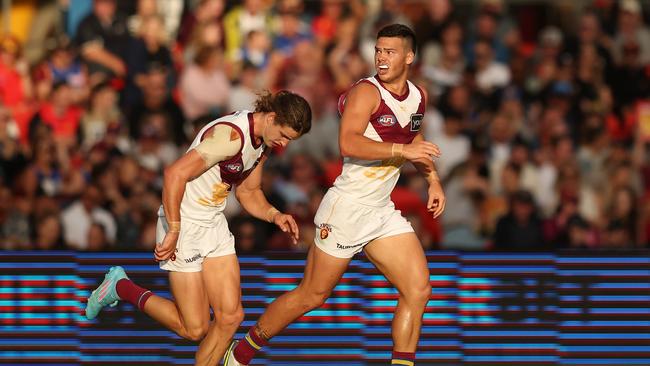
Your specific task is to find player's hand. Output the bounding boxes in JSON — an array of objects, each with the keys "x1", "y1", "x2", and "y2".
[
  {"x1": 427, "y1": 180, "x2": 446, "y2": 219},
  {"x1": 402, "y1": 141, "x2": 441, "y2": 162},
  {"x1": 154, "y1": 231, "x2": 179, "y2": 261},
  {"x1": 273, "y1": 212, "x2": 299, "y2": 245}
]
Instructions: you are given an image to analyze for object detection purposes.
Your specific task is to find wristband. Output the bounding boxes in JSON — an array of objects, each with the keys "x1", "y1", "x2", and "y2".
[
  {"x1": 266, "y1": 207, "x2": 281, "y2": 223},
  {"x1": 391, "y1": 143, "x2": 404, "y2": 157},
  {"x1": 168, "y1": 221, "x2": 181, "y2": 233}
]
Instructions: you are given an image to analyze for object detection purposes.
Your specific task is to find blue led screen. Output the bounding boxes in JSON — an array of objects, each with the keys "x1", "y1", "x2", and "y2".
[{"x1": 0, "y1": 251, "x2": 649, "y2": 365}]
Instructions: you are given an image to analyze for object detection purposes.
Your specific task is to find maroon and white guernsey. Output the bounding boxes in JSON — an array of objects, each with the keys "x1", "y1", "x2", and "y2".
[
  {"x1": 332, "y1": 75, "x2": 425, "y2": 206},
  {"x1": 180, "y1": 110, "x2": 266, "y2": 226}
]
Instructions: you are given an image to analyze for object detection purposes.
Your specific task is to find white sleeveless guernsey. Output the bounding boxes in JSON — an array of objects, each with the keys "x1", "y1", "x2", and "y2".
[
  {"x1": 331, "y1": 75, "x2": 426, "y2": 206},
  {"x1": 179, "y1": 110, "x2": 266, "y2": 226}
]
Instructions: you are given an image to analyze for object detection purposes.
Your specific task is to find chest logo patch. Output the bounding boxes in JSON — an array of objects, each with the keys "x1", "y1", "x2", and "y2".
[
  {"x1": 378, "y1": 114, "x2": 397, "y2": 127},
  {"x1": 226, "y1": 163, "x2": 243, "y2": 172}
]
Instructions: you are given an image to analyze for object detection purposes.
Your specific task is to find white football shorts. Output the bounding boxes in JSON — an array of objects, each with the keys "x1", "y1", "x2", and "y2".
[
  {"x1": 157, "y1": 212, "x2": 236, "y2": 272},
  {"x1": 313, "y1": 189, "x2": 414, "y2": 258}
]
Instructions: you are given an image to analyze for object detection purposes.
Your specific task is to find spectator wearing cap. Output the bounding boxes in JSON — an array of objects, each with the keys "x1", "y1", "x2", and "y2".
[{"x1": 494, "y1": 190, "x2": 546, "y2": 250}]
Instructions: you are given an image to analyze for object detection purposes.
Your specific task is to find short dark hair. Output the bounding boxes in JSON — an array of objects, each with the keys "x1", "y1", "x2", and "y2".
[
  {"x1": 377, "y1": 23, "x2": 417, "y2": 54},
  {"x1": 254, "y1": 90, "x2": 312, "y2": 136}
]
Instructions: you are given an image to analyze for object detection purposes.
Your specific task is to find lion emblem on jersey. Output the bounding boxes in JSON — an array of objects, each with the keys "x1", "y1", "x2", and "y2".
[
  {"x1": 410, "y1": 113, "x2": 423, "y2": 132},
  {"x1": 318, "y1": 223, "x2": 332, "y2": 240},
  {"x1": 378, "y1": 114, "x2": 396, "y2": 127}
]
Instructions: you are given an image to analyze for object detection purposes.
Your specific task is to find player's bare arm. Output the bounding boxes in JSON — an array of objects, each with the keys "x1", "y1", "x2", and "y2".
[
  {"x1": 155, "y1": 125, "x2": 242, "y2": 261},
  {"x1": 339, "y1": 82, "x2": 441, "y2": 161},
  {"x1": 410, "y1": 133, "x2": 446, "y2": 218},
  {"x1": 235, "y1": 158, "x2": 299, "y2": 244}
]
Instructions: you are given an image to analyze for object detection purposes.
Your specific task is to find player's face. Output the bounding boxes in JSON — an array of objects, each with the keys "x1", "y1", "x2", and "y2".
[
  {"x1": 375, "y1": 37, "x2": 414, "y2": 83},
  {"x1": 263, "y1": 117, "x2": 300, "y2": 148}
]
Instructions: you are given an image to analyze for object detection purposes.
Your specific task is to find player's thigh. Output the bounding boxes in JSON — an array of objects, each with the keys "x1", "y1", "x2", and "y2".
[
  {"x1": 364, "y1": 232, "x2": 430, "y2": 297},
  {"x1": 300, "y1": 245, "x2": 351, "y2": 297},
  {"x1": 201, "y1": 254, "x2": 243, "y2": 322},
  {"x1": 169, "y1": 271, "x2": 211, "y2": 329}
]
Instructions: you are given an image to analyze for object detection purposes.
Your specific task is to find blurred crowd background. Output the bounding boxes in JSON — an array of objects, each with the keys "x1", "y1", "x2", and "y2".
[{"x1": 0, "y1": 0, "x2": 648, "y2": 253}]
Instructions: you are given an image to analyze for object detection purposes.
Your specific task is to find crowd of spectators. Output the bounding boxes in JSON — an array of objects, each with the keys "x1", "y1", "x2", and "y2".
[{"x1": 0, "y1": 0, "x2": 649, "y2": 252}]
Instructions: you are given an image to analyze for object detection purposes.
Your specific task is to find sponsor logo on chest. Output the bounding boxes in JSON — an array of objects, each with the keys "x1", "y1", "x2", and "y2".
[{"x1": 410, "y1": 113, "x2": 423, "y2": 132}]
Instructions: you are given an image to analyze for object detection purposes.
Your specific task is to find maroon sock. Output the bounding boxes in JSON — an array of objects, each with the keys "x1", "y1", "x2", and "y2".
[
  {"x1": 116, "y1": 279, "x2": 153, "y2": 311},
  {"x1": 392, "y1": 351, "x2": 416, "y2": 365},
  {"x1": 234, "y1": 328, "x2": 269, "y2": 364}
]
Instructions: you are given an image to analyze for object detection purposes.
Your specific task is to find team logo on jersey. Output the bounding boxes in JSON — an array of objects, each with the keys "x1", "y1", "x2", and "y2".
[
  {"x1": 318, "y1": 223, "x2": 332, "y2": 240},
  {"x1": 226, "y1": 163, "x2": 243, "y2": 172},
  {"x1": 410, "y1": 113, "x2": 423, "y2": 132},
  {"x1": 378, "y1": 114, "x2": 397, "y2": 127}
]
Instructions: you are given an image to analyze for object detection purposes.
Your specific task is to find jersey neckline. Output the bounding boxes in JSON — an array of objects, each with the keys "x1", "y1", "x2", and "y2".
[{"x1": 373, "y1": 75, "x2": 410, "y2": 101}]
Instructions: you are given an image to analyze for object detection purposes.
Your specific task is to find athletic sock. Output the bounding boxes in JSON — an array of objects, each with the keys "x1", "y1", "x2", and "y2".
[
  {"x1": 116, "y1": 279, "x2": 153, "y2": 311},
  {"x1": 391, "y1": 351, "x2": 416, "y2": 365},
  {"x1": 234, "y1": 327, "x2": 269, "y2": 364}
]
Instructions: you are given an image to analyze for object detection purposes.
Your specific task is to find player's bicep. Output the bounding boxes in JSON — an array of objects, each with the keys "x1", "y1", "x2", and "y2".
[
  {"x1": 339, "y1": 83, "x2": 380, "y2": 139},
  {"x1": 165, "y1": 149, "x2": 212, "y2": 181},
  {"x1": 194, "y1": 124, "x2": 243, "y2": 168}
]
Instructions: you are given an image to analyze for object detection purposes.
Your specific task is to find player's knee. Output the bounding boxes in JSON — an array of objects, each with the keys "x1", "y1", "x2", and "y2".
[
  {"x1": 215, "y1": 306, "x2": 244, "y2": 330},
  {"x1": 409, "y1": 281, "x2": 432, "y2": 306},
  {"x1": 185, "y1": 324, "x2": 209, "y2": 341}
]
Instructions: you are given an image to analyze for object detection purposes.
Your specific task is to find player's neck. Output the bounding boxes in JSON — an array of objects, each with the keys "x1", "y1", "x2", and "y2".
[
  {"x1": 251, "y1": 112, "x2": 265, "y2": 143},
  {"x1": 380, "y1": 76, "x2": 409, "y2": 96}
]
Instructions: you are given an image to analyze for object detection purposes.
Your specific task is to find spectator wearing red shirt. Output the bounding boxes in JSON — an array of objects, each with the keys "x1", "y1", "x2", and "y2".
[
  {"x1": 0, "y1": 35, "x2": 34, "y2": 144},
  {"x1": 29, "y1": 82, "x2": 82, "y2": 148}
]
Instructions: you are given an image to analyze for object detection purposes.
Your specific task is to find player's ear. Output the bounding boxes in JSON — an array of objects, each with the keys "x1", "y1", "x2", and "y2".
[
  {"x1": 406, "y1": 50, "x2": 415, "y2": 65},
  {"x1": 266, "y1": 112, "x2": 276, "y2": 126}
]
